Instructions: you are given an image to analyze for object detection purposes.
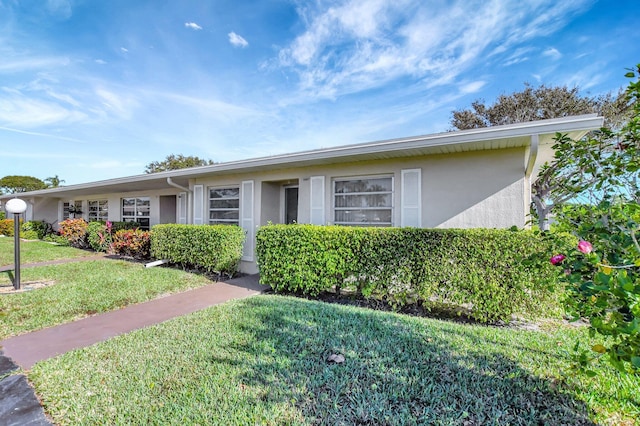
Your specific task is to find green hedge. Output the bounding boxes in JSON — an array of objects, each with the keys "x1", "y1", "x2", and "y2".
[
  {"x1": 150, "y1": 224, "x2": 245, "y2": 277},
  {"x1": 256, "y1": 225, "x2": 575, "y2": 323},
  {"x1": 21, "y1": 221, "x2": 49, "y2": 239}
]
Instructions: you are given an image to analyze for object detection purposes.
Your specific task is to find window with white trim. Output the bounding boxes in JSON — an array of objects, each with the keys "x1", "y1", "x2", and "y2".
[
  {"x1": 88, "y1": 200, "x2": 108, "y2": 222},
  {"x1": 208, "y1": 187, "x2": 239, "y2": 225},
  {"x1": 63, "y1": 201, "x2": 83, "y2": 220},
  {"x1": 333, "y1": 176, "x2": 393, "y2": 226},
  {"x1": 122, "y1": 197, "x2": 150, "y2": 230}
]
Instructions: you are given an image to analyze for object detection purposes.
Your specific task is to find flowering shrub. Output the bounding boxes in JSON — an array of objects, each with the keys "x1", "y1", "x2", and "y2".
[
  {"x1": 550, "y1": 65, "x2": 640, "y2": 374},
  {"x1": 0, "y1": 219, "x2": 18, "y2": 236},
  {"x1": 87, "y1": 221, "x2": 113, "y2": 252},
  {"x1": 111, "y1": 229, "x2": 151, "y2": 259},
  {"x1": 552, "y1": 235, "x2": 639, "y2": 374},
  {"x1": 59, "y1": 219, "x2": 89, "y2": 248}
]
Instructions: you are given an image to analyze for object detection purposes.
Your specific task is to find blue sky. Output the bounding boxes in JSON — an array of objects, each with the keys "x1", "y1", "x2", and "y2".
[{"x1": 1, "y1": 0, "x2": 639, "y2": 185}]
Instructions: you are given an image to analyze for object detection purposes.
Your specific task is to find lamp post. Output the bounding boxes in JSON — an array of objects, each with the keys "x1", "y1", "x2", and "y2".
[{"x1": 5, "y1": 198, "x2": 27, "y2": 290}]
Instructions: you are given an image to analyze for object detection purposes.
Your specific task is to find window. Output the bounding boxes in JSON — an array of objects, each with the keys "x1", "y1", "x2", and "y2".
[
  {"x1": 334, "y1": 176, "x2": 393, "y2": 226},
  {"x1": 63, "y1": 201, "x2": 83, "y2": 220},
  {"x1": 88, "y1": 200, "x2": 108, "y2": 222},
  {"x1": 208, "y1": 187, "x2": 239, "y2": 225},
  {"x1": 122, "y1": 197, "x2": 150, "y2": 230}
]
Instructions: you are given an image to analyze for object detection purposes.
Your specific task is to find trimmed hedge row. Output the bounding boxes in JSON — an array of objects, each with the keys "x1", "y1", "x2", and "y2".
[
  {"x1": 151, "y1": 224, "x2": 245, "y2": 277},
  {"x1": 256, "y1": 225, "x2": 575, "y2": 323}
]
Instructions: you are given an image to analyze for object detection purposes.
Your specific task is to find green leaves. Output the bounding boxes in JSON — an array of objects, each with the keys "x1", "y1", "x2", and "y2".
[
  {"x1": 151, "y1": 224, "x2": 245, "y2": 277},
  {"x1": 256, "y1": 225, "x2": 567, "y2": 323},
  {"x1": 553, "y1": 64, "x2": 640, "y2": 374}
]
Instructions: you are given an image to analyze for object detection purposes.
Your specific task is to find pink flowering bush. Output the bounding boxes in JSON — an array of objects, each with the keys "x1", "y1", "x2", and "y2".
[
  {"x1": 576, "y1": 240, "x2": 593, "y2": 254},
  {"x1": 87, "y1": 221, "x2": 113, "y2": 252},
  {"x1": 549, "y1": 65, "x2": 640, "y2": 374},
  {"x1": 111, "y1": 229, "x2": 151, "y2": 259}
]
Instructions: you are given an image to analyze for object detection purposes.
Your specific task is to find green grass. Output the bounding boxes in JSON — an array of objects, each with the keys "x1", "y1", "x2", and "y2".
[
  {"x1": 30, "y1": 296, "x2": 640, "y2": 425},
  {"x1": 0, "y1": 237, "x2": 91, "y2": 266},
  {"x1": 0, "y1": 260, "x2": 214, "y2": 339}
]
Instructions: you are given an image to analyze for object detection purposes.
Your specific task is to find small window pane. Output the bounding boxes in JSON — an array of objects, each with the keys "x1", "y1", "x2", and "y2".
[
  {"x1": 335, "y1": 194, "x2": 392, "y2": 208},
  {"x1": 210, "y1": 188, "x2": 239, "y2": 199},
  {"x1": 209, "y1": 210, "x2": 239, "y2": 220},
  {"x1": 209, "y1": 199, "x2": 239, "y2": 209}
]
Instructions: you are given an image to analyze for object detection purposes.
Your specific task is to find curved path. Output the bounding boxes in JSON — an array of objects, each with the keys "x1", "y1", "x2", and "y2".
[{"x1": 0, "y1": 255, "x2": 267, "y2": 425}]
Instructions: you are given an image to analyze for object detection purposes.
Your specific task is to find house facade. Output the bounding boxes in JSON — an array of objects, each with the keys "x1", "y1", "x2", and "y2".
[{"x1": 1, "y1": 115, "x2": 603, "y2": 273}]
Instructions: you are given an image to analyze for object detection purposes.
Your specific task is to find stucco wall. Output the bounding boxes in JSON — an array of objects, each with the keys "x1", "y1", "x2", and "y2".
[
  {"x1": 421, "y1": 148, "x2": 526, "y2": 228},
  {"x1": 193, "y1": 147, "x2": 528, "y2": 231},
  {"x1": 27, "y1": 188, "x2": 181, "y2": 228}
]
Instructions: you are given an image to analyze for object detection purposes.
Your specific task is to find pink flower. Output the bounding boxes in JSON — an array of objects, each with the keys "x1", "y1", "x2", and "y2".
[
  {"x1": 577, "y1": 240, "x2": 593, "y2": 254},
  {"x1": 550, "y1": 254, "x2": 566, "y2": 265}
]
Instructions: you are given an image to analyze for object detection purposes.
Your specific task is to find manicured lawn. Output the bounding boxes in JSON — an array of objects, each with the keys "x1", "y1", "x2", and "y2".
[
  {"x1": 0, "y1": 260, "x2": 213, "y2": 339},
  {"x1": 30, "y1": 296, "x2": 640, "y2": 425},
  {"x1": 0, "y1": 237, "x2": 91, "y2": 266}
]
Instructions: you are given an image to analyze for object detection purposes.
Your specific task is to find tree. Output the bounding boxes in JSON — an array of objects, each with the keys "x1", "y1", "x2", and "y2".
[
  {"x1": 45, "y1": 175, "x2": 65, "y2": 188},
  {"x1": 144, "y1": 154, "x2": 215, "y2": 174},
  {"x1": 450, "y1": 83, "x2": 628, "y2": 229},
  {"x1": 549, "y1": 65, "x2": 640, "y2": 374},
  {"x1": 0, "y1": 175, "x2": 47, "y2": 194}
]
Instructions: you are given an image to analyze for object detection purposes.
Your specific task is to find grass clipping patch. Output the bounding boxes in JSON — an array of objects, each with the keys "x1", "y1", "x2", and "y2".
[
  {"x1": 30, "y1": 296, "x2": 639, "y2": 425},
  {"x1": 0, "y1": 280, "x2": 56, "y2": 294}
]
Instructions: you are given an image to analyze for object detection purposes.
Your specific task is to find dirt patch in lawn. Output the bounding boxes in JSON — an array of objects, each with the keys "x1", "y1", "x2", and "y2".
[{"x1": 0, "y1": 280, "x2": 56, "y2": 294}]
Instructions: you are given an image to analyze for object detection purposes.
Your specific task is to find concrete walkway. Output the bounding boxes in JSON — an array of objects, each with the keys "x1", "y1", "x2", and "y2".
[
  {"x1": 1, "y1": 273, "x2": 267, "y2": 370},
  {"x1": 0, "y1": 265, "x2": 268, "y2": 425}
]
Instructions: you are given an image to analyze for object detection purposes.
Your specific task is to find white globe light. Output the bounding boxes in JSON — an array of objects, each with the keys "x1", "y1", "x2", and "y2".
[{"x1": 5, "y1": 198, "x2": 27, "y2": 214}]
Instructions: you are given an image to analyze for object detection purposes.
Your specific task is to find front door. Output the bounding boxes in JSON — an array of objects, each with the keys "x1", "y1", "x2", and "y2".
[{"x1": 284, "y1": 186, "x2": 299, "y2": 224}]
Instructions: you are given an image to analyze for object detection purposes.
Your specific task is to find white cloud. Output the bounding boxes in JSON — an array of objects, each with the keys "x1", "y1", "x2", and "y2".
[
  {"x1": 0, "y1": 125, "x2": 85, "y2": 143},
  {"x1": 459, "y1": 81, "x2": 486, "y2": 94},
  {"x1": 95, "y1": 88, "x2": 138, "y2": 120},
  {"x1": 95, "y1": 59, "x2": 107, "y2": 65},
  {"x1": 0, "y1": 56, "x2": 70, "y2": 73},
  {"x1": 120, "y1": 47, "x2": 129, "y2": 53},
  {"x1": 0, "y1": 88, "x2": 87, "y2": 127},
  {"x1": 542, "y1": 47, "x2": 562, "y2": 60},
  {"x1": 185, "y1": 22, "x2": 202, "y2": 30},
  {"x1": 276, "y1": 0, "x2": 593, "y2": 101},
  {"x1": 142, "y1": 89, "x2": 262, "y2": 121},
  {"x1": 46, "y1": 0, "x2": 72, "y2": 19},
  {"x1": 228, "y1": 32, "x2": 249, "y2": 48}
]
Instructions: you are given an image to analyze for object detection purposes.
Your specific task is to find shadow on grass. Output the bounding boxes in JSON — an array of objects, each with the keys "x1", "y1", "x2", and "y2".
[{"x1": 209, "y1": 296, "x2": 597, "y2": 425}]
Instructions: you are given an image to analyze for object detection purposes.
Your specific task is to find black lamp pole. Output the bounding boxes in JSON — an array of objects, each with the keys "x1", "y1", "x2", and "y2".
[
  {"x1": 5, "y1": 198, "x2": 27, "y2": 290},
  {"x1": 13, "y1": 212, "x2": 21, "y2": 290}
]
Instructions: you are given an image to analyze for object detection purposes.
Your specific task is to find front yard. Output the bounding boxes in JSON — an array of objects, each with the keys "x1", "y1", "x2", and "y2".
[
  {"x1": 30, "y1": 296, "x2": 640, "y2": 425},
  {"x1": 0, "y1": 237, "x2": 91, "y2": 266},
  {"x1": 0, "y1": 242, "x2": 213, "y2": 339},
  {"x1": 1, "y1": 238, "x2": 638, "y2": 424}
]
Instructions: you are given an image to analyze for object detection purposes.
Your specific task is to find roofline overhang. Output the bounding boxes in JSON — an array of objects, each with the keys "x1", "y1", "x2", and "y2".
[{"x1": 0, "y1": 114, "x2": 603, "y2": 201}]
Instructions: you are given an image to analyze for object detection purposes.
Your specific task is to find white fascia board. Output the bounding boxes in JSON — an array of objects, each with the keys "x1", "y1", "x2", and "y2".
[
  {"x1": 2, "y1": 114, "x2": 603, "y2": 201},
  {"x1": 171, "y1": 114, "x2": 603, "y2": 176}
]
